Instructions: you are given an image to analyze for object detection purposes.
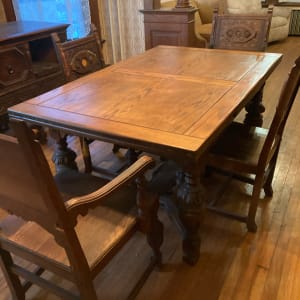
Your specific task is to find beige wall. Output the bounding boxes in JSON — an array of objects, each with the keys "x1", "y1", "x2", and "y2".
[{"x1": 0, "y1": 1, "x2": 6, "y2": 22}]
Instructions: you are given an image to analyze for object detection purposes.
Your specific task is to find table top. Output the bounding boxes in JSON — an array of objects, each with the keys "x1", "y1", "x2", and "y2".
[
  {"x1": 0, "y1": 21, "x2": 69, "y2": 44},
  {"x1": 8, "y1": 46, "x2": 282, "y2": 162}
]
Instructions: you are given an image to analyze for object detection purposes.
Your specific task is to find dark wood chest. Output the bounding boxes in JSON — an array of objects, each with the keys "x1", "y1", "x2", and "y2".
[{"x1": 0, "y1": 21, "x2": 68, "y2": 130}]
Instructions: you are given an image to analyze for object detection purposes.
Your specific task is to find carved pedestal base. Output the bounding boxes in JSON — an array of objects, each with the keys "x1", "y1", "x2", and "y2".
[
  {"x1": 50, "y1": 130, "x2": 78, "y2": 173},
  {"x1": 244, "y1": 86, "x2": 265, "y2": 127},
  {"x1": 175, "y1": 170, "x2": 205, "y2": 265}
]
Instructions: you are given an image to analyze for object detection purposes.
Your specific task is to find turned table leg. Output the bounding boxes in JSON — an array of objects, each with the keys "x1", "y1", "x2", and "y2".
[
  {"x1": 244, "y1": 84, "x2": 265, "y2": 127},
  {"x1": 49, "y1": 129, "x2": 78, "y2": 173},
  {"x1": 175, "y1": 167, "x2": 205, "y2": 265}
]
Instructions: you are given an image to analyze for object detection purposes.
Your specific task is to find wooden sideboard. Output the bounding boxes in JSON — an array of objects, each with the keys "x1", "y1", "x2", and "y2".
[{"x1": 0, "y1": 21, "x2": 69, "y2": 131}]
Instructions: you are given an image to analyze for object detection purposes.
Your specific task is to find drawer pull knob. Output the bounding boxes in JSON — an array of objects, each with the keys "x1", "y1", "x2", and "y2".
[{"x1": 7, "y1": 65, "x2": 15, "y2": 75}]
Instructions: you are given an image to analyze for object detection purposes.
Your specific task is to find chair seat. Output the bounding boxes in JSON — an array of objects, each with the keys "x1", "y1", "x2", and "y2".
[
  {"x1": 0, "y1": 121, "x2": 162, "y2": 299},
  {"x1": 207, "y1": 122, "x2": 268, "y2": 174},
  {"x1": 0, "y1": 170, "x2": 138, "y2": 270},
  {"x1": 205, "y1": 56, "x2": 300, "y2": 232}
]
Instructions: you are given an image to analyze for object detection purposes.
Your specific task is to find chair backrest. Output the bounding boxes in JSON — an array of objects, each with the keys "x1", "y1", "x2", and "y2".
[
  {"x1": 52, "y1": 24, "x2": 105, "y2": 82},
  {"x1": 0, "y1": 121, "x2": 70, "y2": 236},
  {"x1": 209, "y1": 7, "x2": 272, "y2": 51},
  {"x1": 259, "y1": 56, "x2": 300, "y2": 167}
]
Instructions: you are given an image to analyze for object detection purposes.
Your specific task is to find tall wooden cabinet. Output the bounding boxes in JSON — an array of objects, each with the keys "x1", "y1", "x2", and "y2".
[
  {"x1": 0, "y1": 21, "x2": 68, "y2": 131},
  {"x1": 141, "y1": 0, "x2": 205, "y2": 50}
]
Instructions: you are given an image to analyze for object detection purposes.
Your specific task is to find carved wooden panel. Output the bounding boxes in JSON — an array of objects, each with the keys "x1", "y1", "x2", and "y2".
[
  {"x1": 0, "y1": 45, "x2": 32, "y2": 87},
  {"x1": 52, "y1": 25, "x2": 105, "y2": 82},
  {"x1": 210, "y1": 8, "x2": 273, "y2": 52},
  {"x1": 0, "y1": 22, "x2": 68, "y2": 131}
]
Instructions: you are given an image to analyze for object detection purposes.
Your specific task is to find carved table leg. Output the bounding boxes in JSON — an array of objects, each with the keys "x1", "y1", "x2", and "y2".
[
  {"x1": 31, "y1": 125, "x2": 48, "y2": 144},
  {"x1": 175, "y1": 167, "x2": 205, "y2": 265},
  {"x1": 243, "y1": 84, "x2": 265, "y2": 127},
  {"x1": 126, "y1": 148, "x2": 142, "y2": 165},
  {"x1": 49, "y1": 129, "x2": 78, "y2": 173}
]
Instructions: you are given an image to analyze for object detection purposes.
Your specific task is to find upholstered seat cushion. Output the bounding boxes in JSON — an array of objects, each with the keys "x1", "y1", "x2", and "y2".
[
  {"x1": 0, "y1": 174, "x2": 137, "y2": 271},
  {"x1": 271, "y1": 16, "x2": 289, "y2": 29}
]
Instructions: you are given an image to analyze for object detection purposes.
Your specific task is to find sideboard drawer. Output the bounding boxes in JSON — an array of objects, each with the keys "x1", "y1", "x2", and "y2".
[{"x1": 0, "y1": 45, "x2": 32, "y2": 88}]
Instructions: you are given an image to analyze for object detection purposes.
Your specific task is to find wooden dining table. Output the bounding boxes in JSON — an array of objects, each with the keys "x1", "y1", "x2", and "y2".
[{"x1": 8, "y1": 45, "x2": 282, "y2": 265}]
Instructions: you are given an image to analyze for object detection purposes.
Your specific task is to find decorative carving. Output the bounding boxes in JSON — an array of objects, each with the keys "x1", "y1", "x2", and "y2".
[
  {"x1": 0, "y1": 22, "x2": 67, "y2": 132},
  {"x1": 175, "y1": 169, "x2": 205, "y2": 265},
  {"x1": 244, "y1": 85, "x2": 266, "y2": 127},
  {"x1": 210, "y1": 8, "x2": 273, "y2": 52},
  {"x1": 0, "y1": 46, "x2": 31, "y2": 87},
  {"x1": 50, "y1": 130, "x2": 78, "y2": 173},
  {"x1": 218, "y1": 20, "x2": 263, "y2": 50},
  {"x1": 70, "y1": 50, "x2": 100, "y2": 74},
  {"x1": 53, "y1": 24, "x2": 105, "y2": 81},
  {"x1": 224, "y1": 26, "x2": 256, "y2": 43}
]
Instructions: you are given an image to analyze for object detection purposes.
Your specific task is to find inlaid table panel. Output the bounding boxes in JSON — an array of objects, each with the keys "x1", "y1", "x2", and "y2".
[{"x1": 9, "y1": 46, "x2": 282, "y2": 264}]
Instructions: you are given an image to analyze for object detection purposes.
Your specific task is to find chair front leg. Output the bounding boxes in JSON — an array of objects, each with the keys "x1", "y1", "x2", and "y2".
[
  {"x1": 244, "y1": 84, "x2": 266, "y2": 128},
  {"x1": 49, "y1": 129, "x2": 78, "y2": 174},
  {"x1": 247, "y1": 176, "x2": 264, "y2": 232},
  {"x1": 136, "y1": 176, "x2": 163, "y2": 266},
  {"x1": 0, "y1": 249, "x2": 25, "y2": 300}
]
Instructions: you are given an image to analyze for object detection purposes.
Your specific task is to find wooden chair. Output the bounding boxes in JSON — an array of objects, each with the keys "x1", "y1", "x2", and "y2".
[
  {"x1": 52, "y1": 23, "x2": 106, "y2": 82},
  {"x1": 0, "y1": 120, "x2": 163, "y2": 299},
  {"x1": 206, "y1": 56, "x2": 300, "y2": 232},
  {"x1": 209, "y1": 7, "x2": 273, "y2": 52},
  {"x1": 52, "y1": 24, "x2": 125, "y2": 174}
]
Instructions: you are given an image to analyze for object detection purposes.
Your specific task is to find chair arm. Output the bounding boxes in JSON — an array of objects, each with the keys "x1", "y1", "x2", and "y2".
[
  {"x1": 273, "y1": 6, "x2": 292, "y2": 19},
  {"x1": 65, "y1": 155, "x2": 155, "y2": 217}
]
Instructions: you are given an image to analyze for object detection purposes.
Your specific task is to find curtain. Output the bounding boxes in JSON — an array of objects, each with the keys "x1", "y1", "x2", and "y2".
[
  {"x1": 98, "y1": 0, "x2": 145, "y2": 64},
  {"x1": 12, "y1": 0, "x2": 91, "y2": 39}
]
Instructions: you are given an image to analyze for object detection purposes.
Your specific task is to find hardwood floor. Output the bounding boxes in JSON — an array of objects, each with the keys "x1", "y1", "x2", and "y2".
[{"x1": 1, "y1": 37, "x2": 300, "y2": 300}]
